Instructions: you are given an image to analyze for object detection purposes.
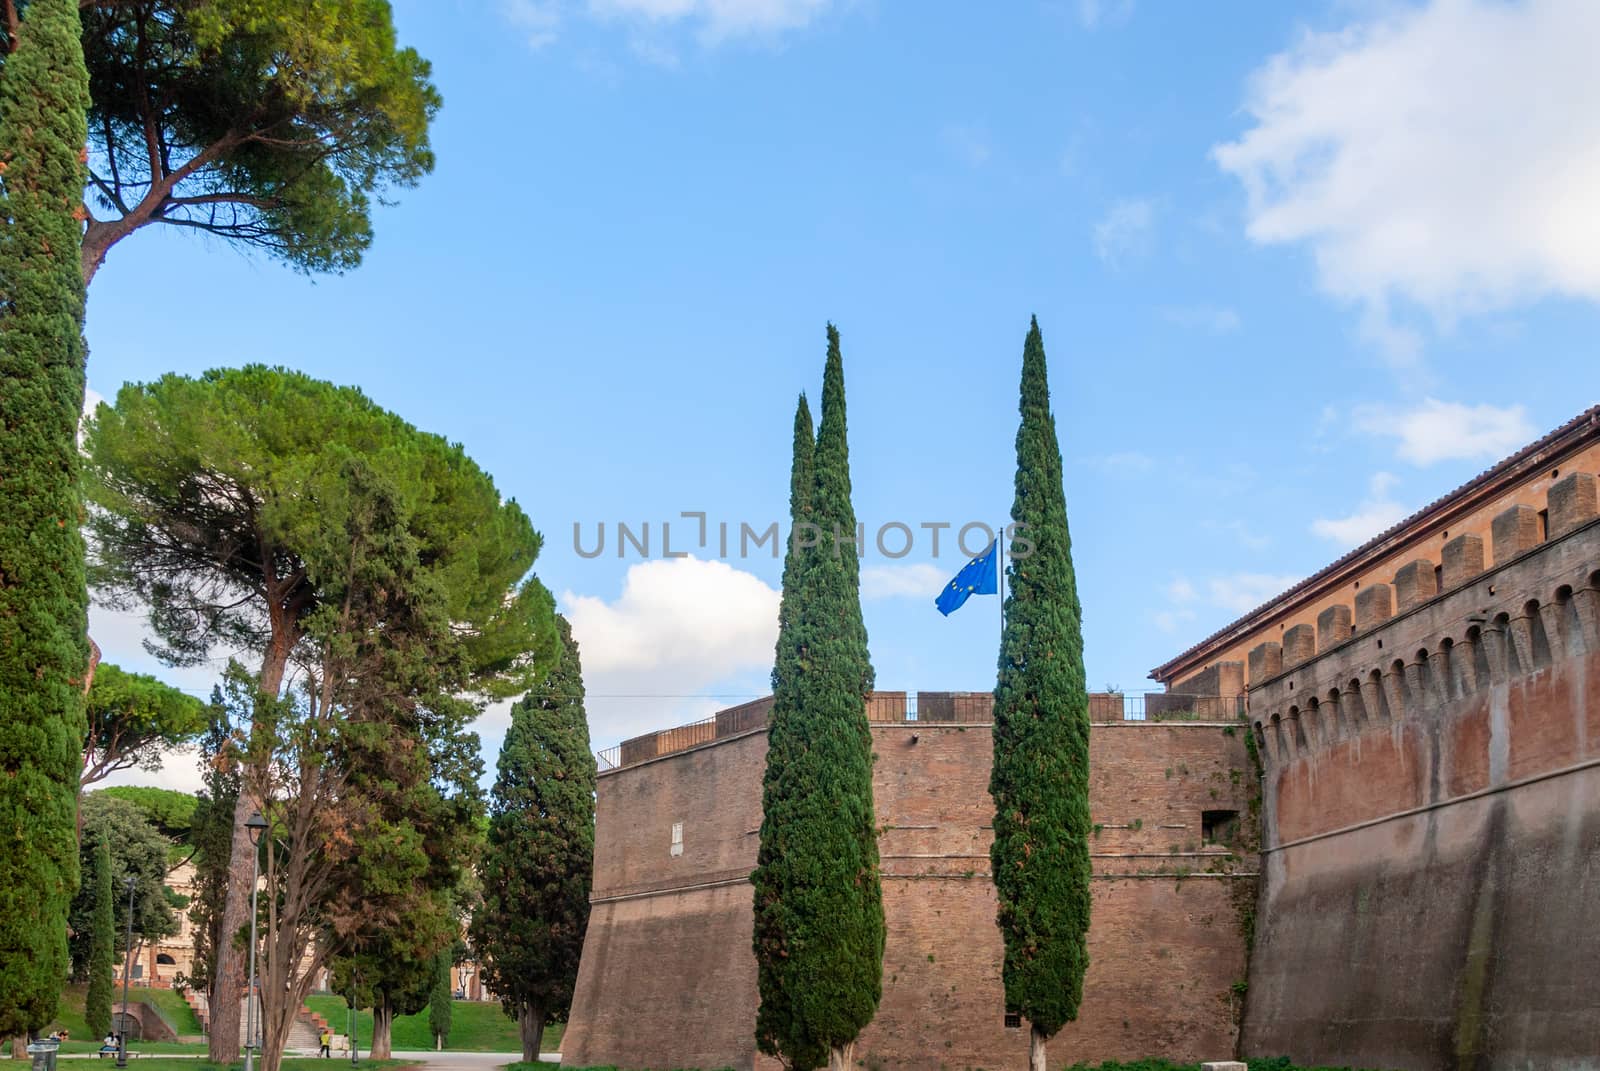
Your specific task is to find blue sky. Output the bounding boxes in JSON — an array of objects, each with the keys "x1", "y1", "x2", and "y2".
[{"x1": 86, "y1": 0, "x2": 1600, "y2": 789}]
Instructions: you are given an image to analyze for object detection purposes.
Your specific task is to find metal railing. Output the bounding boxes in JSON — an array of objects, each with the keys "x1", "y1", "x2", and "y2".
[{"x1": 595, "y1": 691, "x2": 1245, "y2": 771}]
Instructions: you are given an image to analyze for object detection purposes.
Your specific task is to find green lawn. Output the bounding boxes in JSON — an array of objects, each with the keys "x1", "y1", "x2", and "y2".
[
  {"x1": 46, "y1": 985, "x2": 206, "y2": 1050},
  {"x1": 301, "y1": 998, "x2": 561, "y2": 1053}
]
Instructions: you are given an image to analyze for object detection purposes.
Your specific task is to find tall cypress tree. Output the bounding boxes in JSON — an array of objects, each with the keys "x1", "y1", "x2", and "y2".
[
  {"x1": 84, "y1": 841, "x2": 115, "y2": 1041},
  {"x1": 753, "y1": 327, "x2": 883, "y2": 1071},
  {"x1": 989, "y1": 317, "x2": 1092, "y2": 1071},
  {"x1": 0, "y1": 0, "x2": 92, "y2": 1039},
  {"x1": 471, "y1": 616, "x2": 596, "y2": 1064}
]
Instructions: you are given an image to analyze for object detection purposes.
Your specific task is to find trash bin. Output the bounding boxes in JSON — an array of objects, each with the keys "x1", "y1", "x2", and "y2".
[{"x1": 26, "y1": 1039, "x2": 59, "y2": 1071}]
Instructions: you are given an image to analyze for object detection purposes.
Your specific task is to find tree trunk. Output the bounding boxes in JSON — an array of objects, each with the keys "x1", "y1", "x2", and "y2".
[
  {"x1": 435, "y1": 1033, "x2": 441, "y2": 1051},
  {"x1": 370, "y1": 1005, "x2": 393, "y2": 1060},
  {"x1": 827, "y1": 1040, "x2": 856, "y2": 1071},
  {"x1": 208, "y1": 638, "x2": 291, "y2": 1062},
  {"x1": 1029, "y1": 1023, "x2": 1048, "y2": 1071},
  {"x1": 207, "y1": 790, "x2": 254, "y2": 1061},
  {"x1": 518, "y1": 1003, "x2": 546, "y2": 1064},
  {"x1": 10, "y1": 1037, "x2": 26, "y2": 1059}
]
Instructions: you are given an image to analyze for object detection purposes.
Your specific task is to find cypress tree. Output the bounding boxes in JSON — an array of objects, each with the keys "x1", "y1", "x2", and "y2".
[
  {"x1": 427, "y1": 949, "x2": 453, "y2": 1050},
  {"x1": 0, "y1": 0, "x2": 92, "y2": 1039},
  {"x1": 753, "y1": 327, "x2": 883, "y2": 1071},
  {"x1": 84, "y1": 840, "x2": 115, "y2": 1041},
  {"x1": 471, "y1": 616, "x2": 596, "y2": 1064},
  {"x1": 989, "y1": 317, "x2": 1092, "y2": 1071}
]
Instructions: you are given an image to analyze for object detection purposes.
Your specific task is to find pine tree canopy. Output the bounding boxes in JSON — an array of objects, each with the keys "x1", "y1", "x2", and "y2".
[
  {"x1": 0, "y1": 0, "x2": 91, "y2": 1036},
  {"x1": 65, "y1": 0, "x2": 440, "y2": 282},
  {"x1": 471, "y1": 615, "x2": 596, "y2": 1051},
  {"x1": 753, "y1": 327, "x2": 884, "y2": 1069},
  {"x1": 82, "y1": 365, "x2": 560, "y2": 698},
  {"x1": 83, "y1": 664, "x2": 209, "y2": 786},
  {"x1": 989, "y1": 316, "x2": 1093, "y2": 1039}
]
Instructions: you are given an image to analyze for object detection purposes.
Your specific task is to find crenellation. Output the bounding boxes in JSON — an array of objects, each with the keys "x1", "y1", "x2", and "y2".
[
  {"x1": 1316, "y1": 604, "x2": 1351, "y2": 651},
  {"x1": 1282, "y1": 623, "x2": 1315, "y2": 668},
  {"x1": 1393, "y1": 558, "x2": 1438, "y2": 610},
  {"x1": 1492, "y1": 503, "x2": 1541, "y2": 564},
  {"x1": 1547, "y1": 471, "x2": 1597, "y2": 537},
  {"x1": 1248, "y1": 641, "x2": 1282, "y2": 683},
  {"x1": 1441, "y1": 533, "x2": 1484, "y2": 590},
  {"x1": 1247, "y1": 520, "x2": 1600, "y2": 768},
  {"x1": 1354, "y1": 582, "x2": 1392, "y2": 631}
]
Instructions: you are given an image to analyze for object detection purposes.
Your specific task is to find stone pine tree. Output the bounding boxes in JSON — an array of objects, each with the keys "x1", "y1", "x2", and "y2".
[
  {"x1": 989, "y1": 317, "x2": 1092, "y2": 1071},
  {"x1": 753, "y1": 327, "x2": 884, "y2": 1071},
  {"x1": 0, "y1": 0, "x2": 92, "y2": 1040},
  {"x1": 84, "y1": 840, "x2": 115, "y2": 1041},
  {"x1": 471, "y1": 616, "x2": 597, "y2": 1064}
]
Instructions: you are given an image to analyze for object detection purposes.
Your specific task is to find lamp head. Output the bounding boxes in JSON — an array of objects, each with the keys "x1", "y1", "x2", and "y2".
[{"x1": 245, "y1": 812, "x2": 268, "y2": 845}]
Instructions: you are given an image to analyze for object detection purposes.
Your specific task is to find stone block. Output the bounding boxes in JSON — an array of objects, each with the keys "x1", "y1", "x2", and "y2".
[
  {"x1": 1492, "y1": 504, "x2": 1541, "y2": 564},
  {"x1": 1355, "y1": 583, "x2": 1393, "y2": 631},
  {"x1": 1548, "y1": 471, "x2": 1598, "y2": 538},
  {"x1": 1316, "y1": 604, "x2": 1352, "y2": 650},
  {"x1": 1440, "y1": 533, "x2": 1485, "y2": 591},
  {"x1": 1283, "y1": 624, "x2": 1315, "y2": 668},
  {"x1": 1393, "y1": 558, "x2": 1438, "y2": 611},
  {"x1": 1248, "y1": 642, "x2": 1282, "y2": 683}
]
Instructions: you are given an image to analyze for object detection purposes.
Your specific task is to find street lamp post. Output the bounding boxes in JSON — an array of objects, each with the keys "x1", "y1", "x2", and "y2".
[
  {"x1": 244, "y1": 812, "x2": 269, "y2": 1071},
  {"x1": 349, "y1": 970, "x2": 359, "y2": 1067},
  {"x1": 116, "y1": 876, "x2": 135, "y2": 1068}
]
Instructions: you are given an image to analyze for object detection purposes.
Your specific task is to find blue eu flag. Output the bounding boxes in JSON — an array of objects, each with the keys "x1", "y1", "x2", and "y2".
[{"x1": 935, "y1": 539, "x2": 999, "y2": 616}]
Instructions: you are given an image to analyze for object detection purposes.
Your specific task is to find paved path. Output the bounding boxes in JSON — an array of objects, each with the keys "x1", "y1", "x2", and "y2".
[{"x1": 388, "y1": 1051, "x2": 558, "y2": 1070}]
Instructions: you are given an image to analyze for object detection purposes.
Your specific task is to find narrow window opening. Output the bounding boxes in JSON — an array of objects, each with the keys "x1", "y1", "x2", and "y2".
[
  {"x1": 1004, "y1": 1012, "x2": 1022, "y2": 1029},
  {"x1": 1202, "y1": 810, "x2": 1240, "y2": 846},
  {"x1": 670, "y1": 820, "x2": 684, "y2": 857},
  {"x1": 1538, "y1": 509, "x2": 1549, "y2": 541}
]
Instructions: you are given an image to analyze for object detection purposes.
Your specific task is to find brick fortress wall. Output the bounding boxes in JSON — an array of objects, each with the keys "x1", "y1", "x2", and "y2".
[
  {"x1": 1239, "y1": 473, "x2": 1600, "y2": 1069},
  {"x1": 561, "y1": 694, "x2": 1256, "y2": 1071}
]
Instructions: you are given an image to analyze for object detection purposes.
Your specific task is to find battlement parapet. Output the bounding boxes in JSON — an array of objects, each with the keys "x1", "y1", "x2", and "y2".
[
  {"x1": 1248, "y1": 508, "x2": 1600, "y2": 767},
  {"x1": 597, "y1": 689, "x2": 1243, "y2": 771}
]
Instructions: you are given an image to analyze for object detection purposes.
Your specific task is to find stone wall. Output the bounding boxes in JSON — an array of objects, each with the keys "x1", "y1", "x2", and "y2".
[
  {"x1": 563, "y1": 709, "x2": 1254, "y2": 1071},
  {"x1": 1240, "y1": 483, "x2": 1600, "y2": 1069}
]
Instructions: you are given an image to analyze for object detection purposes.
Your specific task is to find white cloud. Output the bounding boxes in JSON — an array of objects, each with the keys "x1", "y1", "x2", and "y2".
[
  {"x1": 1353, "y1": 398, "x2": 1537, "y2": 466},
  {"x1": 1159, "y1": 304, "x2": 1241, "y2": 333},
  {"x1": 1093, "y1": 198, "x2": 1157, "y2": 267},
  {"x1": 860, "y1": 562, "x2": 948, "y2": 600},
  {"x1": 562, "y1": 556, "x2": 779, "y2": 745},
  {"x1": 1076, "y1": 0, "x2": 1133, "y2": 30},
  {"x1": 586, "y1": 0, "x2": 830, "y2": 44},
  {"x1": 1311, "y1": 471, "x2": 1410, "y2": 547},
  {"x1": 1213, "y1": 0, "x2": 1600, "y2": 362},
  {"x1": 1167, "y1": 577, "x2": 1197, "y2": 603},
  {"x1": 1207, "y1": 572, "x2": 1305, "y2": 614},
  {"x1": 502, "y1": 0, "x2": 563, "y2": 47},
  {"x1": 1153, "y1": 607, "x2": 1196, "y2": 633},
  {"x1": 940, "y1": 123, "x2": 992, "y2": 167}
]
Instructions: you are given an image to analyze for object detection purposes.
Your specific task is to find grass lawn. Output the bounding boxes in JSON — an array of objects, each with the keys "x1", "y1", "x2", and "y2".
[
  {"x1": 301, "y1": 998, "x2": 561, "y2": 1053},
  {"x1": 47, "y1": 986, "x2": 207, "y2": 1052},
  {"x1": 28, "y1": 1060, "x2": 411, "y2": 1071},
  {"x1": 510, "y1": 1065, "x2": 731, "y2": 1071}
]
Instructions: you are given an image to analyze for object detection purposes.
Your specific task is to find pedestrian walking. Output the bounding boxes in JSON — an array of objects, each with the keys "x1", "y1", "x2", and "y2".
[{"x1": 319, "y1": 1029, "x2": 331, "y2": 1057}]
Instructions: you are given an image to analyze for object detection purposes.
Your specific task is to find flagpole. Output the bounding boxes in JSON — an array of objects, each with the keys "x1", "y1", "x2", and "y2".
[{"x1": 998, "y1": 520, "x2": 1006, "y2": 640}]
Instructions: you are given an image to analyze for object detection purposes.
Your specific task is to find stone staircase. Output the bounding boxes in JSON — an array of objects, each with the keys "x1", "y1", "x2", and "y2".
[{"x1": 180, "y1": 990, "x2": 325, "y2": 1053}]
